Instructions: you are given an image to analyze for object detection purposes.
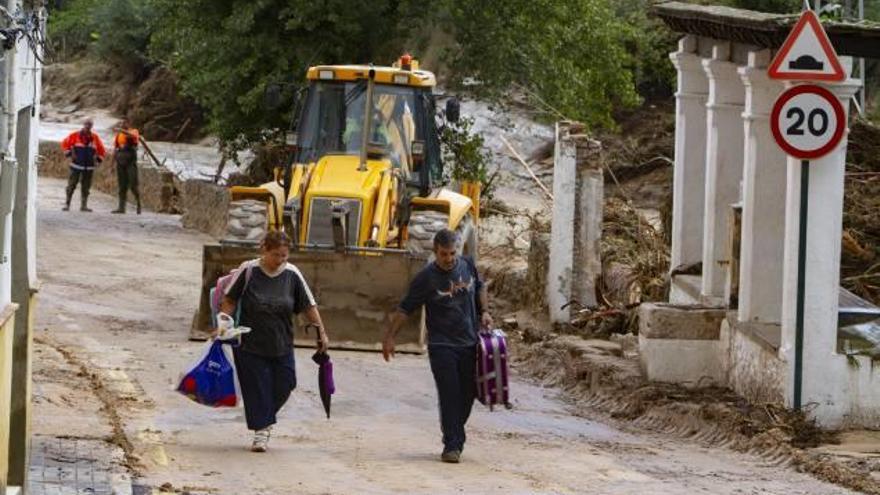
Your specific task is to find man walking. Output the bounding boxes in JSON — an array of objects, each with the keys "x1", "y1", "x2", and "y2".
[
  {"x1": 383, "y1": 229, "x2": 493, "y2": 464},
  {"x1": 111, "y1": 119, "x2": 141, "y2": 214},
  {"x1": 60, "y1": 118, "x2": 106, "y2": 212}
]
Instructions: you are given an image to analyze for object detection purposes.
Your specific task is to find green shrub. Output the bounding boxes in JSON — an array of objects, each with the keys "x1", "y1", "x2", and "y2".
[
  {"x1": 614, "y1": 0, "x2": 678, "y2": 100},
  {"x1": 92, "y1": 0, "x2": 157, "y2": 70},
  {"x1": 49, "y1": 0, "x2": 156, "y2": 69},
  {"x1": 439, "y1": 116, "x2": 494, "y2": 196}
]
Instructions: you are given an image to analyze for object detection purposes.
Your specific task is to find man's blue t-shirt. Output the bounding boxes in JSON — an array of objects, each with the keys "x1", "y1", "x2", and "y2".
[{"x1": 398, "y1": 257, "x2": 483, "y2": 347}]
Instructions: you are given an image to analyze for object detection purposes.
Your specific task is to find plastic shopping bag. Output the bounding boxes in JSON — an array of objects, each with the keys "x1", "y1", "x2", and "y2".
[{"x1": 177, "y1": 340, "x2": 239, "y2": 407}]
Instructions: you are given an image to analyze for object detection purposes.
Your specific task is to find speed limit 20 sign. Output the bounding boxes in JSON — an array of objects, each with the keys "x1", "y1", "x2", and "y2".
[{"x1": 770, "y1": 84, "x2": 845, "y2": 159}]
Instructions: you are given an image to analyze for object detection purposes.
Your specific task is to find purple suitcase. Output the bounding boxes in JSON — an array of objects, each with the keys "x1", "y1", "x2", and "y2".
[{"x1": 476, "y1": 329, "x2": 512, "y2": 411}]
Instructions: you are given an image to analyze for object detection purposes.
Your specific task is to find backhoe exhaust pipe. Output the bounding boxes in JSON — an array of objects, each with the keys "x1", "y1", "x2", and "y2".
[{"x1": 359, "y1": 68, "x2": 376, "y2": 172}]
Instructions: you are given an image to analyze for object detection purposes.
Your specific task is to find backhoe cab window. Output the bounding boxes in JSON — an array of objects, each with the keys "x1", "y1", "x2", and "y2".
[{"x1": 297, "y1": 81, "x2": 424, "y2": 174}]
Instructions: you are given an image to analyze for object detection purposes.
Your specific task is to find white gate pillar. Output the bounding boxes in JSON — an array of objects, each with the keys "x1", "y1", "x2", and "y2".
[
  {"x1": 780, "y1": 58, "x2": 861, "y2": 425},
  {"x1": 737, "y1": 50, "x2": 786, "y2": 323},
  {"x1": 670, "y1": 36, "x2": 709, "y2": 274},
  {"x1": 701, "y1": 42, "x2": 745, "y2": 300}
]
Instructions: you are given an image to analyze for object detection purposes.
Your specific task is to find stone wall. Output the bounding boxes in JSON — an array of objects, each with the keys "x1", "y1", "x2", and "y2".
[
  {"x1": 638, "y1": 303, "x2": 727, "y2": 386},
  {"x1": 180, "y1": 179, "x2": 228, "y2": 239},
  {"x1": 719, "y1": 319, "x2": 785, "y2": 404}
]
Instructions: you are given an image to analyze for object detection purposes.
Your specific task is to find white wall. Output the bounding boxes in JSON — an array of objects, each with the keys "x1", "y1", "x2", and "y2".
[
  {"x1": 0, "y1": 1, "x2": 42, "y2": 307},
  {"x1": 666, "y1": 41, "x2": 880, "y2": 427},
  {"x1": 12, "y1": 22, "x2": 40, "y2": 290}
]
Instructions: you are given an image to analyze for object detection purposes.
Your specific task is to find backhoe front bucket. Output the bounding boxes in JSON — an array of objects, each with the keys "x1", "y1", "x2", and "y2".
[{"x1": 190, "y1": 243, "x2": 426, "y2": 353}]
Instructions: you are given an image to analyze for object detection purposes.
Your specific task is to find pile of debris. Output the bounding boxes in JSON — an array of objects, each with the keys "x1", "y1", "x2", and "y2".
[
  {"x1": 597, "y1": 102, "x2": 675, "y2": 185},
  {"x1": 125, "y1": 66, "x2": 204, "y2": 142},
  {"x1": 42, "y1": 58, "x2": 203, "y2": 142},
  {"x1": 508, "y1": 329, "x2": 880, "y2": 494},
  {"x1": 842, "y1": 119, "x2": 880, "y2": 305},
  {"x1": 557, "y1": 196, "x2": 669, "y2": 338},
  {"x1": 226, "y1": 144, "x2": 291, "y2": 187},
  {"x1": 601, "y1": 197, "x2": 669, "y2": 303}
]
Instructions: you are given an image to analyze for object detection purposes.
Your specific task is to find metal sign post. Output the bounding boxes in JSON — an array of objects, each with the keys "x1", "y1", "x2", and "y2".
[
  {"x1": 770, "y1": 84, "x2": 845, "y2": 410},
  {"x1": 794, "y1": 159, "x2": 809, "y2": 410}
]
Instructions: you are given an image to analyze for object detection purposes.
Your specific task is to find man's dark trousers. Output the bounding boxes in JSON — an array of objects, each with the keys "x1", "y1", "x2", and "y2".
[
  {"x1": 65, "y1": 167, "x2": 93, "y2": 207},
  {"x1": 115, "y1": 149, "x2": 140, "y2": 212},
  {"x1": 428, "y1": 344, "x2": 477, "y2": 453}
]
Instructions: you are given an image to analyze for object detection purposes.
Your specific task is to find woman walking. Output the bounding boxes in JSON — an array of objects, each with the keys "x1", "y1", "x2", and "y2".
[{"x1": 220, "y1": 231, "x2": 329, "y2": 452}]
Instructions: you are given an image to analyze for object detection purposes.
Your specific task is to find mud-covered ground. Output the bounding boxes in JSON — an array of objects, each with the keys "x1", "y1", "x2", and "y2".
[{"x1": 30, "y1": 176, "x2": 857, "y2": 494}]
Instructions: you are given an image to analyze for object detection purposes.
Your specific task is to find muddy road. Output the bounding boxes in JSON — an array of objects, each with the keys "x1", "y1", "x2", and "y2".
[{"x1": 31, "y1": 176, "x2": 852, "y2": 494}]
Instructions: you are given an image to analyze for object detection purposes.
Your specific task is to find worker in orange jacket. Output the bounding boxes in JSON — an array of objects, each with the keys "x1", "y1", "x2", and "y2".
[
  {"x1": 60, "y1": 118, "x2": 106, "y2": 212},
  {"x1": 111, "y1": 119, "x2": 141, "y2": 214}
]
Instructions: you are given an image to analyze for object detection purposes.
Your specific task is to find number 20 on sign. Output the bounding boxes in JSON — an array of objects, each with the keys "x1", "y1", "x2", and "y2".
[{"x1": 770, "y1": 84, "x2": 845, "y2": 160}]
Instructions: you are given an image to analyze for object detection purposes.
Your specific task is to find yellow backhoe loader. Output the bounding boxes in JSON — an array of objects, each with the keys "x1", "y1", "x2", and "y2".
[{"x1": 190, "y1": 55, "x2": 481, "y2": 352}]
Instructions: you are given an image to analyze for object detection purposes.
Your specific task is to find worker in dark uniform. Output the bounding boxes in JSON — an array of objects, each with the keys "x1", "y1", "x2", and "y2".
[
  {"x1": 111, "y1": 119, "x2": 141, "y2": 214},
  {"x1": 60, "y1": 118, "x2": 106, "y2": 212},
  {"x1": 383, "y1": 228, "x2": 493, "y2": 464}
]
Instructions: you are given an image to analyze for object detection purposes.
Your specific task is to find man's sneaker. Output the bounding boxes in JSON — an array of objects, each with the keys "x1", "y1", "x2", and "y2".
[
  {"x1": 251, "y1": 427, "x2": 271, "y2": 452},
  {"x1": 441, "y1": 449, "x2": 461, "y2": 463}
]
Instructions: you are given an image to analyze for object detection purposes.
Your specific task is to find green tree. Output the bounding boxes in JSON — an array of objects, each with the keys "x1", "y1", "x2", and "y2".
[
  {"x1": 92, "y1": 0, "x2": 157, "y2": 70},
  {"x1": 48, "y1": 0, "x2": 102, "y2": 56},
  {"x1": 614, "y1": 0, "x2": 678, "y2": 100},
  {"x1": 149, "y1": 0, "x2": 422, "y2": 154},
  {"x1": 439, "y1": 0, "x2": 641, "y2": 130},
  {"x1": 49, "y1": 0, "x2": 157, "y2": 66}
]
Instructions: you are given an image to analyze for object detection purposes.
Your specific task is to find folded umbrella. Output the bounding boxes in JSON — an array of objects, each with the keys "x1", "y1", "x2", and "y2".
[{"x1": 311, "y1": 347, "x2": 335, "y2": 419}]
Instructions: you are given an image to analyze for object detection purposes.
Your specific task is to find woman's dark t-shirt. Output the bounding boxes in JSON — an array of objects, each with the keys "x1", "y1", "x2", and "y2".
[{"x1": 225, "y1": 260, "x2": 316, "y2": 357}]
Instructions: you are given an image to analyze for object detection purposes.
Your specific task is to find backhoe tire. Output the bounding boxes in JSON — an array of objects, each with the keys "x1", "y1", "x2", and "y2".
[
  {"x1": 407, "y1": 210, "x2": 478, "y2": 263},
  {"x1": 224, "y1": 199, "x2": 268, "y2": 243}
]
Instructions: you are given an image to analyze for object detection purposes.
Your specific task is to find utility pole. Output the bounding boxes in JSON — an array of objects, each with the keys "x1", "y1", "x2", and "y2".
[{"x1": 858, "y1": 0, "x2": 866, "y2": 114}]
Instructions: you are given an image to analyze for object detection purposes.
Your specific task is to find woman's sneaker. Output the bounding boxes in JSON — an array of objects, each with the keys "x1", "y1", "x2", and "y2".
[
  {"x1": 441, "y1": 449, "x2": 461, "y2": 463},
  {"x1": 251, "y1": 427, "x2": 271, "y2": 452}
]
